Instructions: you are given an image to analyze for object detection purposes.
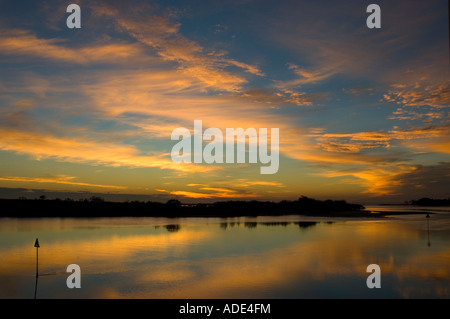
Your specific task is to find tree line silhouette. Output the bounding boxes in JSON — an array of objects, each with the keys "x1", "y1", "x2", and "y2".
[
  {"x1": 0, "y1": 195, "x2": 373, "y2": 218},
  {"x1": 409, "y1": 198, "x2": 450, "y2": 206}
]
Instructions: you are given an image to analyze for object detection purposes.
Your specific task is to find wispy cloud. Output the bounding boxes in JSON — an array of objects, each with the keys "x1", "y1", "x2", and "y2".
[
  {"x1": 92, "y1": 2, "x2": 264, "y2": 93},
  {"x1": 310, "y1": 132, "x2": 391, "y2": 153},
  {"x1": 157, "y1": 188, "x2": 257, "y2": 199},
  {"x1": 0, "y1": 175, "x2": 126, "y2": 190},
  {"x1": 384, "y1": 82, "x2": 450, "y2": 109},
  {"x1": 391, "y1": 125, "x2": 450, "y2": 155},
  {"x1": 156, "y1": 178, "x2": 286, "y2": 199},
  {"x1": 0, "y1": 128, "x2": 215, "y2": 173},
  {"x1": 318, "y1": 164, "x2": 418, "y2": 196},
  {"x1": 0, "y1": 29, "x2": 152, "y2": 65},
  {"x1": 293, "y1": 124, "x2": 450, "y2": 196},
  {"x1": 388, "y1": 107, "x2": 445, "y2": 122},
  {"x1": 308, "y1": 125, "x2": 450, "y2": 154},
  {"x1": 233, "y1": 180, "x2": 285, "y2": 188}
]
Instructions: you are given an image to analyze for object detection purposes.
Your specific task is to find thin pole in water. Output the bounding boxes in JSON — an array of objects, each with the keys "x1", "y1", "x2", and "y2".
[
  {"x1": 34, "y1": 238, "x2": 40, "y2": 299},
  {"x1": 34, "y1": 238, "x2": 40, "y2": 277}
]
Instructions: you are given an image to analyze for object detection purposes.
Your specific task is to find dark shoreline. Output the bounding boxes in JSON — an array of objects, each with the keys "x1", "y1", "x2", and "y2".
[{"x1": 0, "y1": 197, "x2": 434, "y2": 219}]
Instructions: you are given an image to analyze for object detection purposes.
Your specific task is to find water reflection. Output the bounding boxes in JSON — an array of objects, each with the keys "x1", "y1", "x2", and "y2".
[
  {"x1": 165, "y1": 224, "x2": 181, "y2": 232},
  {"x1": 219, "y1": 221, "x2": 327, "y2": 230},
  {"x1": 0, "y1": 212, "x2": 449, "y2": 298},
  {"x1": 34, "y1": 274, "x2": 38, "y2": 299},
  {"x1": 244, "y1": 222, "x2": 257, "y2": 229}
]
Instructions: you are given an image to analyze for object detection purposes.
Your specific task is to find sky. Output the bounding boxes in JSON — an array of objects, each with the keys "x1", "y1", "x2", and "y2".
[{"x1": 0, "y1": 0, "x2": 449, "y2": 204}]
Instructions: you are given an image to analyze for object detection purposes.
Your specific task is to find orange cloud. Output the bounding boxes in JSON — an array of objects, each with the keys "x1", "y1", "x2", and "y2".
[
  {"x1": 233, "y1": 180, "x2": 285, "y2": 188},
  {"x1": 0, "y1": 175, "x2": 126, "y2": 190},
  {"x1": 200, "y1": 187, "x2": 236, "y2": 193},
  {"x1": 389, "y1": 125, "x2": 450, "y2": 141},
  {"x1": 284, "y1": 62, "x2": 341, "y2": 86},
  {"x1": 0, "y1": 128, "x2": 214, "y2": 173},
  {"x1": 384, "y1": 82, "x2": 450, "y2": 108},
  {"x1": 171, "y1": 180, "x2": 286, "y2": 199},
  {"x1": 306, "y1": 131, "x2": 391, "y2": 153},
  {"x1": 92, "y1": 3, "x2": 264, "y2": 93},
  {"x1": 307, "y1": 125, "x2": 450, "y2": 155},
  {"x1": 319, "y1": 164, "x2": 418, "y2": 196},
  {"x1": 169, "y1": 191, "x2": 216, "y2": 199},
  {"x1": 158, "y1": 187, "x2": 258, "y2": 199},
  {"x1": 299, "y1": 124, "x2": 450, "y2": 196},
  {"x1": 405, "y1": 139, "x2": 450, "y2": 155},
  {"x1": 0, "y1": 29, "x2": 151, "y2": 65}
]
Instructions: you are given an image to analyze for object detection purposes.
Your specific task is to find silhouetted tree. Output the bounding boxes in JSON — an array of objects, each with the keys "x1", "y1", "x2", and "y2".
[
  {"x1": 89, "y1": 196, "x2": 104, "y2": 203},
  {"x1": 166, "y1": 199, "x2": 182, "y2": 207}
]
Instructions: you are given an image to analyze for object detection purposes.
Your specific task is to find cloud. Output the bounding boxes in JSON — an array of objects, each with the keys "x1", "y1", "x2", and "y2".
[
  {"x1": 319, "y1": 164, "x2": 419, "y2": 196},
  {"x1": 0, "y1": 29, "x2": 152, "y2": 65},
  {"x1": 0, "y1": 175, "x2": 126, "y2": 190},
  {"x1": 0, "y1": 128, "x2": 214, "y2": 173},
  {"x1": 199, "y1": 187, "x2": 237, "y2": 193},
  {"x1": 319, "y1": 162, "x2": 450, "y2": 199},
  {"x1": 157, "y1": 178, "x2": 285, "y2": 200},
  {"x1": 232, "y1": 180, "x2": 285, "y2": 188},
  {"x1": 391, "y1": 162, "x2": 450, "y2": 199},
  {"x1": 296, "y1": 124, "x2": 450, "y2": 196},
  {"x1": 238, "y1": 87, "x2": 329, "y2": 107},
  {"x1": 388, "y1": 107, "x2": 445, "y2": 122},
  {"x1": 228, "y1": 60, "x2": 265, "y2": 77},
  {"x1": 157, "y1": 188, "x2": 257, "y2": 199},
  {"x1": 343, "y1": 87, "x2": 374, "y2": 96},
  {"x1": 307, "y1": 125, "x2": 450, "y2": 155},
  {"x1": 92, "y1": 2, "x2": 264, "y2": 92},
  {"x1": 384, "y1": 82, "x2": 450, "y2": 108},
  {"x1": 283, "y1": 62, "x2": 344, "y2": 87},
  {"x1": 316, "y1": 141, "x2": 388, "y2": 153},
  {"x1": 308, "y1": 131, "x2": 391, "y2": 153},
  {"x1": 389, "y1": 125, "x2": 450, "y2": 140}
]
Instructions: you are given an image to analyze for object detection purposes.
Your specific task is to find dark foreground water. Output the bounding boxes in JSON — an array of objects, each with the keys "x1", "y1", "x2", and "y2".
[{"x1": 1, "y1": 206, "x2": 449, "y2": 298}]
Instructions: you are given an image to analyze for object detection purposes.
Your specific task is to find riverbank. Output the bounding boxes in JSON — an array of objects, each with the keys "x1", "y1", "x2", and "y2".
[{"x1": 0, "y1": 197, "x2": 434, "y2": 218}]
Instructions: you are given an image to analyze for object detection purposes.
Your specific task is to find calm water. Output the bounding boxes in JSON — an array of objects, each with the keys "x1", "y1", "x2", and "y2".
[{"x1": 1, "y1": 206, "x2": 449, "y2": 299}]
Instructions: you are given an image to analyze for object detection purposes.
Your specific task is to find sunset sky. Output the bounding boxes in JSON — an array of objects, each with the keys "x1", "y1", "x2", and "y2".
[{"x1": 0, "y1": 0, "x2": 448, "y2": 204}]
